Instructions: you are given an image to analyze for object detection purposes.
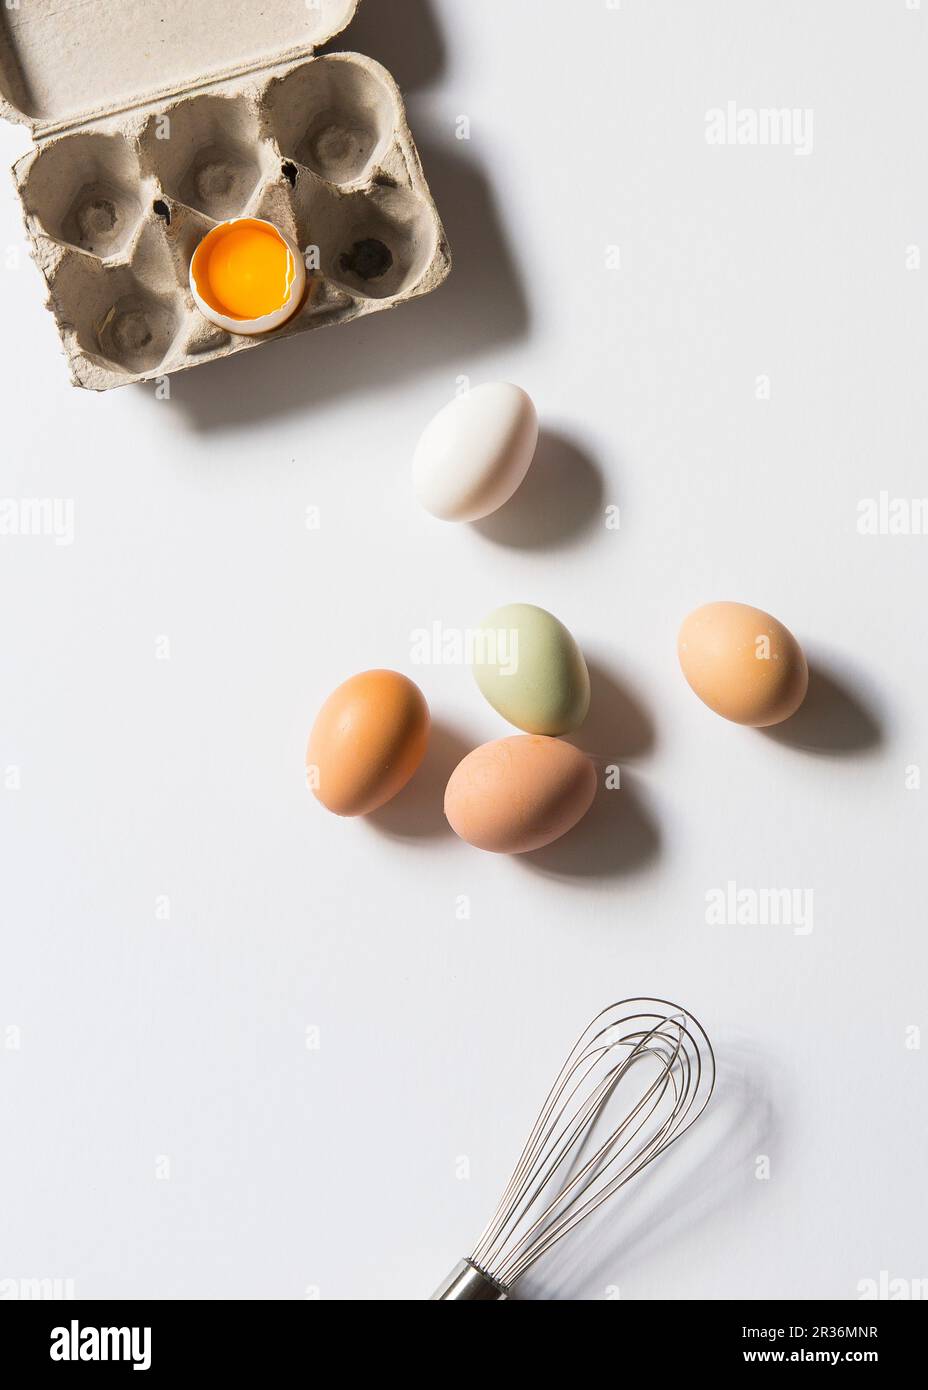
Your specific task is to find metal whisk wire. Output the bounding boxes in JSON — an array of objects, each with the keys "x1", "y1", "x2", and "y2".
[{"x1": 468, "y1": 998, "x2": 715, "y2": 1291}]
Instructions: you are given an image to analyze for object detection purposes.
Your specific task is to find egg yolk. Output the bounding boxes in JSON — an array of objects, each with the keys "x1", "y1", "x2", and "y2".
[{"x1": 192, "y1": 220, "x2": 296, "y2": 321}]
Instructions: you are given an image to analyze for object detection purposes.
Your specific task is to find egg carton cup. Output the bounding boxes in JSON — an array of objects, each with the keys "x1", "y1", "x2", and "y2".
[{"x1": 1, "y1": 1, "x2": 450, "y2": 391}]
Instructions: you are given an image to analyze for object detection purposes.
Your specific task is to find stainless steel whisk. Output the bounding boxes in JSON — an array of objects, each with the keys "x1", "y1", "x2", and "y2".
[{"x1": 431, "y1": 997, "x2": 715, "y2": 1300}]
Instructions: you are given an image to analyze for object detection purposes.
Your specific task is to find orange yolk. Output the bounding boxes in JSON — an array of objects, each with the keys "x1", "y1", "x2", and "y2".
[{"x1": 192, "y1": 220, "x2": 296, "y2": 321}]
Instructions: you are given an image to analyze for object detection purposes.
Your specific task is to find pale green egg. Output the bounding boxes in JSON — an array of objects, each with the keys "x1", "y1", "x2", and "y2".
[{"x1": 472, "y1": 603, "x2": 590, "y2": 735}]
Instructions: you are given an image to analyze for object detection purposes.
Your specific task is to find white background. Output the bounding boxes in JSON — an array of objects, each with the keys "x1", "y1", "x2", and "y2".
[{"x1": 1, "y1": 0, "x2": 926, "y2": 1301}]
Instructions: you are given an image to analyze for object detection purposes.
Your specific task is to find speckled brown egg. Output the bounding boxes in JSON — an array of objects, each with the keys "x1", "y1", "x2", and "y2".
[
  {"x1": 307, "y1": 670, "x2": 430, "y2": 817},
  {"x1": 678, "y1": 601, "x2": 809, "y2": 727},
  {"x1": 444, "y1": 735, "x2": 598, "y2": 854}
]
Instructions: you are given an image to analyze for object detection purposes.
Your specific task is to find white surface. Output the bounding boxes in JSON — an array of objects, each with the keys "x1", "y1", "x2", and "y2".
[{"x1": 1, "y1": 0, "x2": 926, "y2": 1301}]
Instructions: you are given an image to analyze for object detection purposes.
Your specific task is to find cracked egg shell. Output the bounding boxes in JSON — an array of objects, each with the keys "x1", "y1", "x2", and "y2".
[{"x1": 190, "y1": 217, "x2": 306, "y2": 335}]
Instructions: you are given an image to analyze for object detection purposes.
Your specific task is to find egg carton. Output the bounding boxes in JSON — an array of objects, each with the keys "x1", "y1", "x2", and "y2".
[{"x1": 0, "y1": 0, "x2": 451, "y2": 391}]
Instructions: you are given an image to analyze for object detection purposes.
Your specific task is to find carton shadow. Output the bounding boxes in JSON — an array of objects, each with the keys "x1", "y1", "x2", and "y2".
[
  {"x1": 367, "y1": 720, "x2": 473, "y2": 840},
  {"x1": 0, "y1": 16, "x2": 38, "y2": 120},
  {"x1": 173, "y1": 135, "x2": 529, "y2": 431},
  {"x1": 762, "y1": 659, "x2": 883, "y2": 756},
  {"x1": 331, "y1": 0, "x2": 448, "y2": 91},
  {"x1": 166, "y1": 0, "x2": 529, "y2": 426},
  {"x1": 474, "y1": 430, "x2": 604, "y2": 552}
]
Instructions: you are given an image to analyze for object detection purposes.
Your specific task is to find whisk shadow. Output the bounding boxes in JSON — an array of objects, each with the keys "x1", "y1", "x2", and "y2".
[{"x1": 516, "y1": 1042, "x2": 778, "y2": 1300}]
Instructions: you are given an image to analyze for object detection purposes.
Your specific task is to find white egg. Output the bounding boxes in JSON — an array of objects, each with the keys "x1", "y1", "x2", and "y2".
[
  {"x1": 412, "y1": 382, "x2": 539, "y2": 522},
  {"x1": 189, "y1": 217, "x2": 306, "y2": 337}
]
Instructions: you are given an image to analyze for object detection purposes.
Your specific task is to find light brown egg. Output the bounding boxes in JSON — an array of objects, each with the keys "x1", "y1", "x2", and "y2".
[
  {"x1": 307, "y1": 669, "x2": 430, "y2": 817},
  {"x1": 444, "y1": 735, "x2": 598, "y2": 854},
  {"x1": 678, "y1": 601, "x2": 809, "y2": 727}
]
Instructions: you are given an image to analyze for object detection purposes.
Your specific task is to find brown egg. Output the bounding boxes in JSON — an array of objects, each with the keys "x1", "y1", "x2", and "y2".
[
  {"x1": 678, "y1": 601, "x2": 809, "y2": 727},
  {"x1": 444, "y1": 735, "x2": 598, "y2": 854},
  {"x1": 307, "y1": 670, "x2": 430, "y2": 817}
]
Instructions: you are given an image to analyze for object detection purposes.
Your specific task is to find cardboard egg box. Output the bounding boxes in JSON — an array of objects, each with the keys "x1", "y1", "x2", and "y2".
[{"x1": 0, "y1": 0, "x2": 451, "y2": 391}]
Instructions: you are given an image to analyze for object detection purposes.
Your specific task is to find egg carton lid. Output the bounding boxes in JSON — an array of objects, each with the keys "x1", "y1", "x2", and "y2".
[{"x1": 0, "y1": 0, "x2": 360, "y2": 138}]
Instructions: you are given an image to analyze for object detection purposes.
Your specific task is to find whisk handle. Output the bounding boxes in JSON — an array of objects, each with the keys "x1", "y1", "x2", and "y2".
[{"x1": 431, "y1": 1260, "x2": 509, "y2": 1301}]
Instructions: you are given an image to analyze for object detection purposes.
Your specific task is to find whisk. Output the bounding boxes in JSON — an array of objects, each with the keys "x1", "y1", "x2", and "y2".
[{"x1": 431, "y1": 997, "x2": 715, "y2": 1300}]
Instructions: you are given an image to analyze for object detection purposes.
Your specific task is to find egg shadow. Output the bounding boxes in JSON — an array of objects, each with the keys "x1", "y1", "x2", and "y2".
[
  {"x1": 566, "y1": 657, "x2": 656, "y2": 763},
  {"x1": 520, "y1": 769, "x2": 660, "y2": 882},
  {"x1": 473, "y1": 430, "x2": 604, "y2": 551},
  {"x1": 367, "y1": 720, "x2": 472, "y2": 840},
  {"x1": 518, "y1": 1039, "x2": 780, "y2": 1300},
  {"x1": 762, "y1": 658, "x2": 883, "y2": 756},
  {"x1": 519, "y1": 662, "x2": 658, "y2": 880}
]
